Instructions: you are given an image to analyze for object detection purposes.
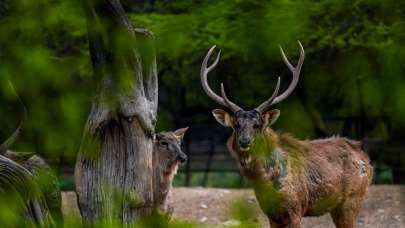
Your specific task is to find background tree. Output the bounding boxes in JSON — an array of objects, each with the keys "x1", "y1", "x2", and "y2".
[{"x1": 74, "y1": 0, "x2": 157, "y2": 223}]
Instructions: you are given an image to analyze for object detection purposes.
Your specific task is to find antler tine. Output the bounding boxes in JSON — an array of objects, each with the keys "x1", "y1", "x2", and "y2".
[
  {"x1": 220, "y1": 83, "x2": 242, "y2": 112},
  {"x1": 255, "y1": 77, "x2": 281, "y2": 113},
  {"x1": 270, "y1": 40, "x2": 305, "y2": 106},
  {"x1": 207, "y1": 48, "x2": 221, "y2": 72},
  {"x1": 200, "y1": 45, "x2": 242, "y2": 112}
]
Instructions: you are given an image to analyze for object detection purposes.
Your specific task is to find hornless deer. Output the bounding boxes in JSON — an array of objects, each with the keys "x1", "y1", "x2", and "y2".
[
  {"x1": 200, "y1": 42, "x2": 372, "y2": 228},
  {"x1": 152, "y1": 127, "x2": 188, "y2": 217}
]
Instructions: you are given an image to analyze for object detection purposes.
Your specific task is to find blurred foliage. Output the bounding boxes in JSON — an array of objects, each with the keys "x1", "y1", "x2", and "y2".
[
  {"x1": 0, "y1": 1, "x2": 404, "y2": 225},
  {"x1": 0, "y1": 0, "x2": 90, "y2": 165},
  {"x1": 228, "y1": 197, "x2": 262, "y2": 227},
  {"x1": 0, "y1": 0, "x2": 404, "y2": 177},
  {"x1": 131, "y1": 0, "x2": 405, "y2": 140}
]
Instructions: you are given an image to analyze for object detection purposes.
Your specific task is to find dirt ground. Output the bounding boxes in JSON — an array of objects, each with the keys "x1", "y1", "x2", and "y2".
[{"x1": 63, "y1": 185, "x2": 404, "y2": 227}]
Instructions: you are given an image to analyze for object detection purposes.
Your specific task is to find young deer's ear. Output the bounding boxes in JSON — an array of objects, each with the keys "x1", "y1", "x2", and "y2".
[
  {"x1": 173, "y1": 127, "x2": 189, "y2": 140},
  {"x1": 153, "y1": 133, "x2": 161, "y2": 143},
  {"x1": 212, "y1": 109, "x2": 234, "y2": 127},
  {"x1": 262, "y1": 109, "x2": 280, "y2": 127}
]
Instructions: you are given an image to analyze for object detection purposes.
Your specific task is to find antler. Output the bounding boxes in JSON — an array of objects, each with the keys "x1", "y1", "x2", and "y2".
[
  {"x1": 255, "y1": 41, "x2": 305, "y2": 112},
  {"x1": 201, "y1": 46, "x2": 242, "y2": 112},
  {"x1": 255, "y1": 77, "x2": 281, "y2": 113}
]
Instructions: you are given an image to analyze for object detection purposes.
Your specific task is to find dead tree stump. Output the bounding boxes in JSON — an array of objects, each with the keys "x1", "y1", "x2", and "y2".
[{"x1": 75, "y1": 0, "x2": 158, "y2": 224}]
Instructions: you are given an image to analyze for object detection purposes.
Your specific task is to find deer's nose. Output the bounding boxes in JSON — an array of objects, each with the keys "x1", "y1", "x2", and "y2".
[
  {"x1": 177, "y1": 153, "x2": 187, "y2": 163},
  {"x1": 239, "y1": 138, "x2": 251, "y2": 148}
]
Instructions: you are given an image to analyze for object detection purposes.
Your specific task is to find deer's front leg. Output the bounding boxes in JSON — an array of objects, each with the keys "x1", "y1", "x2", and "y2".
[{"x1": 287, "y1": 218, "x2": 302, "y2": 228}]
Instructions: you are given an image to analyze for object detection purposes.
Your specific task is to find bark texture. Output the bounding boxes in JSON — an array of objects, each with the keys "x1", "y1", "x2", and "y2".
[{"x1": 75, "y1": 0, "x2": 158, "y2": 223}]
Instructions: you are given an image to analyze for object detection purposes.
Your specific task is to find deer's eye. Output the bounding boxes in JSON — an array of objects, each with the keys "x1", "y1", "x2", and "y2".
[{"x1": 160, "y1": 141, "x2": 168, "y2": 146}]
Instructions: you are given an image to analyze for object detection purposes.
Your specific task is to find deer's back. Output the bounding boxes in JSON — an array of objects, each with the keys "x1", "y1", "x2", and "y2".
[{"x1": 301, "y1": 137, "x2": 372, "y2": 216}]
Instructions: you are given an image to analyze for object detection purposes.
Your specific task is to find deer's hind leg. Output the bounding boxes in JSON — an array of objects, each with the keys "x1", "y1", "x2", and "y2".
[
  {"x1": 268, "y1": 215, "x2": 301, "y2": 228},
  {"x1": 330, "y1": 197, "x2": 364, "y2": 228},
  {"x1": 269, "y1": 219, "x2": 287, "y2": 228}
]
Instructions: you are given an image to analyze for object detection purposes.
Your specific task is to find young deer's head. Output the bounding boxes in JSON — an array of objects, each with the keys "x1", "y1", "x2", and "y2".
[
  {"x1": 154, "y1": 127, "x2": 189, "y2": 166},
  {"x1": 201, "y1": 42, "x2": 304, "y2": 151}
]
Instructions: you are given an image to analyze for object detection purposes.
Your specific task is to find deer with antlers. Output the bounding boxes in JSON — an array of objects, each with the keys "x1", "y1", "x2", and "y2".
[{"x1": 200, "y1": 42, "x2": 372, "y2": 228}]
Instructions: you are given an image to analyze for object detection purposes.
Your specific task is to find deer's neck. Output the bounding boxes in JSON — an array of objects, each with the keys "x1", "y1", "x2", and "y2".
[
  {"x1": 153, "y1": 145, "x2": 177, "y2": 208},
  {"x1": 228, "y1": 128, "x2": 286, "y2": 183}
]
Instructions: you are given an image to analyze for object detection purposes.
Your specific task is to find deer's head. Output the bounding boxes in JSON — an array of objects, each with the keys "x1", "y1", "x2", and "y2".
[
  {"x1": 201, "y1": 42, "x2": 304, "y2": 151},
  {"x1": 154, "y1": 127, "x2": 189, "y2": 165}
]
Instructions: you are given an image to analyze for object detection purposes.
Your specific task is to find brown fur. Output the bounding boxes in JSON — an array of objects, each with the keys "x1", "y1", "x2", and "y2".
[
  {"x1": 226, "y1": 128, "x2": 372, "y2": 228},
  {"x1": 152, "y1": 128, "x2": 188, "y2": 217},
  {"x1": 152, "y1": 151, "x2": 177, "y2": 216},
  {"x1": 204, "y1": 41, "x2": 371, "y2": 227}
]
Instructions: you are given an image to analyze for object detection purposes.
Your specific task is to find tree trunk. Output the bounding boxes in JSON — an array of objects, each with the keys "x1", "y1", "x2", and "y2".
[{"x1": 75, "y1": 0, "x2": 158, "y2": 224}]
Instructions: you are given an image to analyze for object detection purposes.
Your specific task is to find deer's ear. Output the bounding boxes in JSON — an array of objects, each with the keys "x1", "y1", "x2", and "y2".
[
  {"x1": 173, "y1": 127, "x2": 189, "y2": 140},
  {"x1": 153, "y1": 133, "x2": 161, "y2": 143},
  {"x1": 262, "y1": 109, "x2": 280, "y2": 127},
  {"x1": 212, "y1": 109, "x2": 234, "y2": 127}
]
